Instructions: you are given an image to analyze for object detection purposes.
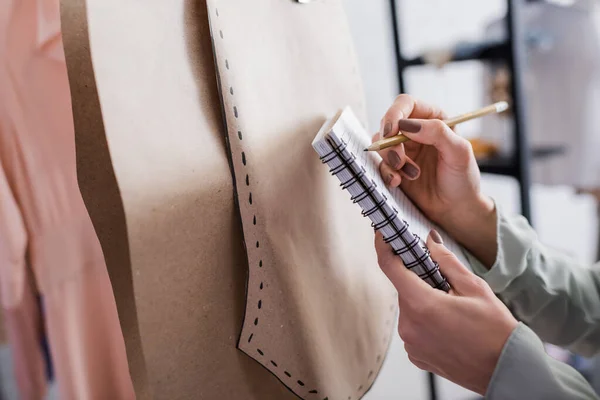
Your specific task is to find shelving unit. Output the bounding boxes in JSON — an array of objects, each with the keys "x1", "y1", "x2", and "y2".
[
  {"x1": 387, "y1": 0, "x2": 564, "y2": 399},
  {"x1": 389, "y1": 0, "x2": 569, "y2": 227}
]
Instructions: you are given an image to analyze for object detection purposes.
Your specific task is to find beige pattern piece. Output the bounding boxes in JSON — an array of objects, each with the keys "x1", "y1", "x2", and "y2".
[
  {"x1": 207, "y1": 1, "x2": 397, "y2": 398},
  {"x1": 60, "y1": 0, "x2": 397, "y2": 398}
]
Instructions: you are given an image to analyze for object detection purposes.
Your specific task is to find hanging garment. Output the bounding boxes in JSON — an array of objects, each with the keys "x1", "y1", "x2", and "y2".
[
  {"x1": 524, "y1": 2, "x2": 600, "y2": 189},
  {"x1": 480, "y1": 1, "x2": 600, "y2": 189},
  {"x1": 0, "y1": 303, "x2": 5, "y2": 343},
  {"x1": 0, "y1": 161, "x2": 46, "y2": 400},
  {"x1": 0, "y1": 0, "x2": 134, "y2": 398},
  {"x1": 60, "y1": 0, "x2": 397, "y2": 399}
]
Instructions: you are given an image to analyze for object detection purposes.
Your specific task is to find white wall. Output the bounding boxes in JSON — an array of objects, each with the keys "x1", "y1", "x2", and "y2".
[{"x1": 343, "y1": 0, "x2": 400, "y2": 133}]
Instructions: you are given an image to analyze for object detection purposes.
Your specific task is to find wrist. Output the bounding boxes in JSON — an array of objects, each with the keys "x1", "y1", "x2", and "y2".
[
  {"x1": 440, "y1": 194, "x2": 498, "y2": 269},
  {"x1": 441, "y1": 194, "x2": 494, "y2": 232}
]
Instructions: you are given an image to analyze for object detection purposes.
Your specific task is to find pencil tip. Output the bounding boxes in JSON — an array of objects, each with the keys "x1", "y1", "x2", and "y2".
[{"x1": 363, "y1": 148, "x2": 368, "y2": 152}]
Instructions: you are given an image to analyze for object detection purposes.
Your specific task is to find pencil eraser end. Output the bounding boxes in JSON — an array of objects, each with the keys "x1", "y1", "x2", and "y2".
[{"x1": 495, "y1": 101, "x2": 509, "y2": 113}]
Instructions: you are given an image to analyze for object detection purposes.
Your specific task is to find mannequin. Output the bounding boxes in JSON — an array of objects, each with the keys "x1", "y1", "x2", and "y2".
[
  {"x1": 524, "y1": 0, "x2": 600, "y2": 189},
  {"x1": 60, "y1": 0, "x2": 396, "y2": 399},
  {"x1": 478, "y1": 0, "x2": 600, "y2": 188}
]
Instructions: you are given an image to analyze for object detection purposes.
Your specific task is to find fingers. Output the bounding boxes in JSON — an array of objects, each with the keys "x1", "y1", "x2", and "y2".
[
  {"x1": 380, "y1": 94, "x2": 447, "y2": 138},
  {"x1": 426, "y1": 230, "x2": 471, "y2": 290},
  {"x1": 371, "y1": 131, "x2": 382, "y2": 144},
  {"x1": 374, "y1": 132, "x2": 402, "y2": 186},
  {"x1": 374, "y1": 231, "x2": 431, "y2": 297},
  {"x1": 380, "y1": 144, "x2": 421, "y2": 181},
  {"x1": 386, "y1": 143, "x2": 408, "y2": 170},
  {"x1": 373, "y1": 134, "x2": 420, "y2": 183},
  {"x1": 427, "y1": 230, "x2": 491, "y2": 297},
  {"x1": 399, "y1": 155, "x2": 421, "y2": 180},
  {"x1": 379, "y1": 161, "x2": 402, "y2": 187},
  {"x1": 398, "y1": 119, "x2": 474, "y2": 168}
]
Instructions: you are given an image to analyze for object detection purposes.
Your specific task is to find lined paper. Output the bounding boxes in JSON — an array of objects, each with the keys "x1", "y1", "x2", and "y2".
[
  {"x1": 313, "y1": 107, "x2": 470, "y2": 287},
  {"x1": 338, "y1": 108, "x2": 468, "y2": 263}
]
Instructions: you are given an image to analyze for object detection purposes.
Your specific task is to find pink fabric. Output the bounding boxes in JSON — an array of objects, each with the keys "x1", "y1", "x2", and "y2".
[
  {"x1": 0, "y1": 1, "x2": 134, "y2": 398},
  {"x1": 0, "y1": 164, "x2": 46, "y2": 400}
]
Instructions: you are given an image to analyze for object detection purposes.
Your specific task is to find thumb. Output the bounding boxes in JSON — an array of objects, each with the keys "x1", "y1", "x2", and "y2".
[
  {"x1": 375, "y1": 231, "x2": 432, "y2": 296},
  {"x1": 426, "y1": 230, "x2": 476, "y2": 296}
]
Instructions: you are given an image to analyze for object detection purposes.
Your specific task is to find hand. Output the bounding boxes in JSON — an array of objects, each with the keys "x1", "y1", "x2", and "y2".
[
  {"x1": 377, "y1": 94, "x2": 488, "y2": 227},
  {"x1": 375, "y1": 229, "x2": 518, "y2": 395},
  {"x1": 377, "y1": 95, "x2": 497, "y2": 267}
]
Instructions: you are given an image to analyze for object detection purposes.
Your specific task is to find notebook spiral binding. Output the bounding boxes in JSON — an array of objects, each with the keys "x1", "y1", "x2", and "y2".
[{"x1": 318, "y1": 135, "x2": 450, "y2": 293}]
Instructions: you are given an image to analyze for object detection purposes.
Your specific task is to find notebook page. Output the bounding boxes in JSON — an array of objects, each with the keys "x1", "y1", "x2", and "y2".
[{"x1": 333, "y1": 109, "x2": 470, "y2": 267}]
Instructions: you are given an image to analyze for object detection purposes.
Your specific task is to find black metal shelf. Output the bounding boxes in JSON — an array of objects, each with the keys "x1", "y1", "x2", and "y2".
[
  {"x1": 531, "y1": 144, "x2": 565, "y2": 159},
  {"x1": 478, "y1": 156, "x2": 518, "y2": 176},
  {"x1": 401, "y1": 41, "x2": 509, "y2": 67},
  {"x1": 391, "y1": 0, "x2": 533, "y2": 223},
  {"x1": 477, "y1": 145, "x2": 565, "y2": 177}
]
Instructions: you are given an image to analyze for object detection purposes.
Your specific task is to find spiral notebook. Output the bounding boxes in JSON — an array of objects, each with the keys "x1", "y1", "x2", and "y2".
[{"x1": 312, "y1": 107, "x2": 472, "y2": 292}]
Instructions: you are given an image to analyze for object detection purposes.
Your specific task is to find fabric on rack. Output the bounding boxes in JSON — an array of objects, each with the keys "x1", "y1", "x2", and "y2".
[
  {"x1": 0, "y1": 158, "x2": 47, "y2": 399},
  {"x1": 0, "y1": 306, "x2": 5, "y2": 343},
  {"x1": 524, "y1": 2, "x2": 600, "y2": 189},
  {"x1": 480, "y1": 2, "x2": 600, "y2": 189},
  {"x1": 0, "y1": 0, "x2": 134, "y2": 398}
]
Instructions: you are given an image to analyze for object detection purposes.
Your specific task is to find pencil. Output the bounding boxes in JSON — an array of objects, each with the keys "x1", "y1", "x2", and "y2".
[{"x1": 365, "y1": 101, "x2": 509, "y2": 152}]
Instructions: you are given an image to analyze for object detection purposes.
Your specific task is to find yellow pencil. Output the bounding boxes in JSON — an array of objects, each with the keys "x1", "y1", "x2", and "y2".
[{"x1": 365, "y1": 101, "x2": 510, "y2": 152}]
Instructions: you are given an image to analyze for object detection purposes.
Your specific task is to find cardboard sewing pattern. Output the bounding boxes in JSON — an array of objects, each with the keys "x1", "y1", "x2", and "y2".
[
  {"x1": 61, "y1": 0, "x2": 396, "y2": 397},
  {"x1": 61, "y1": 1, "x2": 267, "y2": 398},
  {"x1": 207, "y1": 1, "x2": 397, "y2": 398}
]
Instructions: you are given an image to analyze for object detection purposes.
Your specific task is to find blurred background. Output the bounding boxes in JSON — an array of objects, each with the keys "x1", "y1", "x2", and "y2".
[{"x1": 343, "y1": 0, "x2": 600, "y2": 399}]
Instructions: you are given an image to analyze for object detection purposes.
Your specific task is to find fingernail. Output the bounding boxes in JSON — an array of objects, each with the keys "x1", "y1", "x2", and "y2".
[
  {"x1": 383, "y1": 122, "x2": 393, "y2": 137},
  {"x1": 398, "y1": 119, "x2": 422, "y2": 133},
  {"x1": 387, "y1": 151, "x2": 402, "y2": 169},
  {"x1": 430, "y1": 230, "x2": 443, "y2": 245},
  {"x1": 401, "y1": 163, "x2": 420, "y2": 179},
  {"x1": 384, "y1": 173, "x2": 394, "y2": 185}
]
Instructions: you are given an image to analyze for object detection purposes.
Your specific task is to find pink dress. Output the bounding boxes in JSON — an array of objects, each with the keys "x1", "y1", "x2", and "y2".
[{"x1": 0, "y1": 0, "x2": 134, "y2": 398}]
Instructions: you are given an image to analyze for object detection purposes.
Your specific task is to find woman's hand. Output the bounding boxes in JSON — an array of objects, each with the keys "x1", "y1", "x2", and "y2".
[
  {"x1": 375, "y1": 230, "x2": 518, "y2": 395},
  {"x1": 377, "y1": 95, "x2": 497, "y2": 267},
  {"x1": 377, "y1": 94, "x2": 487, "y2": 226}
]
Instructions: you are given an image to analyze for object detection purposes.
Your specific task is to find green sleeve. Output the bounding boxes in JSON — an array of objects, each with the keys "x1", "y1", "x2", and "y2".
[
  {"x1": 486, "y1": 323, "x2": 598, "y2": 400},
  {"x1": 465, "y1": 207, "x2": 600, "y2": 357}
]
